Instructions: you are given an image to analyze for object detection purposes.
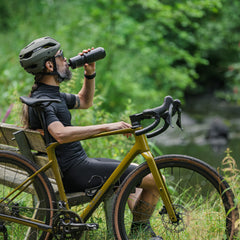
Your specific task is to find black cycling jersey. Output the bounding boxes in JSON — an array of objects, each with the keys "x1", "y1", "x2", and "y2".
[
  {"x1": 29, "y1": 83, "x2": 87, "y2": 173},
  {"x1": 28, "y1": 83, "x2": 136, "y2": 193}
]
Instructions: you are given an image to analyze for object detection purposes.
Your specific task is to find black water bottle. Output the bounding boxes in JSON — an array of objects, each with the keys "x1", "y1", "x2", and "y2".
[{"x1": 68, "y1": 47, "x2": 106, "y2": 69}]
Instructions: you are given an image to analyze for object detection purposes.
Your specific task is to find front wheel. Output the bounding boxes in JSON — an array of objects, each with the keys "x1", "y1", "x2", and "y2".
[{"x1": 113, "y1": 154, "x2": 239, "y2": 240}]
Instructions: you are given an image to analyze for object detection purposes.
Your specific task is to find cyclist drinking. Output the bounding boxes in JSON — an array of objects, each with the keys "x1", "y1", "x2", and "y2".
[{"x1": 19, "y1": 36, "x2": 162, "y2": 239}]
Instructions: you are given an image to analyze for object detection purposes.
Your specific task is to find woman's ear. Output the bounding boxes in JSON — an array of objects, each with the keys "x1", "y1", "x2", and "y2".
[{"x1": 45, "y1": 61, "x2": 54, "y2": 72}]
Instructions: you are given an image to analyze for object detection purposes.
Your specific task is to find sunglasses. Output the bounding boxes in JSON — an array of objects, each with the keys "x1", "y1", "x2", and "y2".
[{"x1": 55, "y1": 50, "x2": 64, "y2": 59}]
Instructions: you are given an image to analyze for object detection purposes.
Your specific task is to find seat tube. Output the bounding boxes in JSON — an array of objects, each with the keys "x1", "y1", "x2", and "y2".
[
  {"x1": 140, "y1": 140, "x2": 178, "y2": 223},
  {"x1": 46, "y1": 143, "x2": 70, "y2": 209}
]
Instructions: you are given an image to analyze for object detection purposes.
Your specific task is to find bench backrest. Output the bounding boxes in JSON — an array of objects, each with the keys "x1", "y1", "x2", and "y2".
[
  {"x1": 0, "y1": 122, "x2": 55, "y2": 177},
  {"x1": 0, "y1": 123, "x2": 46, "y2": 152}
]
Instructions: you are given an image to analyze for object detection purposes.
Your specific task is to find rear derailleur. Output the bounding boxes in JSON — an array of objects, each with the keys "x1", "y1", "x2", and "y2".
[{"x1": 52, "y1": 211, "x2": 98, "y2": 240}]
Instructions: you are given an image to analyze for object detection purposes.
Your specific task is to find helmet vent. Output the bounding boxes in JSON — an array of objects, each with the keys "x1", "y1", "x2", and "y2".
[
  {"x1": 21, "y1": 51, "x2": 33, "y2": 59},
  {"x1": 21, "y1": 43, "x2": 56, "y2": 59},
  {"x1": 42, "y1": 43, "x2": 56, "y2": 48}
]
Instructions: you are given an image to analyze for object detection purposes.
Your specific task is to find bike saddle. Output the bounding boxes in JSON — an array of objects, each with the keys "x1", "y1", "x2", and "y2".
[{"x1": 20, "y1": 96, "x2": 61, "y2": 107}]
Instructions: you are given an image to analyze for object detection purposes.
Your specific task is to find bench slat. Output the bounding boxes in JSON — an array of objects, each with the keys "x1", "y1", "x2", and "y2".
[
  {"x1": 24, "y1": 131, "x2": 46, "y2": 153},
  {"x1": 0, "y1": 123, "x2": 46, "y2": 153},
  {"x1": 0, "y1": 126, "x2": 7, "y2": 145},
  {"x1": 0, "y1": 123, "x2": 19, "y2": 147}
]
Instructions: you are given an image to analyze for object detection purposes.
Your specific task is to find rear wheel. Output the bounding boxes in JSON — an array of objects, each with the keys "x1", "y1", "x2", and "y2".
[
  {"x1": 0, "y1": 151, "x2": 56, "y2": 239},
  {"x1": 113, "y1": 154, "x2": 239, "y2": 239}
]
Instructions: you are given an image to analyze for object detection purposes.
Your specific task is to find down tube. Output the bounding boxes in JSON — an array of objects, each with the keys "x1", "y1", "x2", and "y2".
[
  {"x1": 80, "y1": 147, "x2": 139, "y2": 222},
  {"x1": 141, "y1": 151, "x2": 178, "y2": 223}
]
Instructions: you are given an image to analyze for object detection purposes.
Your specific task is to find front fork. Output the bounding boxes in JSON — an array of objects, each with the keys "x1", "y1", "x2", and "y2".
[{"x1": 142, "y1": 151, "x2": 178, "y2": 223}]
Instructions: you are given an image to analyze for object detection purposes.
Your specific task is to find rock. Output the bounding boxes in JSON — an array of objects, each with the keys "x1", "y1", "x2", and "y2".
[{"x1": 206, "y1": 118, "x2": 229, "y2": 152}]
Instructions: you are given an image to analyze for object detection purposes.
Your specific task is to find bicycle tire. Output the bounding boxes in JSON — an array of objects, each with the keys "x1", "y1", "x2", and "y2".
[
  {"x1": 0, "y1": 151, "x2": 56, "y2": 240},
  {"x1": 113, "y1": 154, "x2": 239, "y2": 240}
]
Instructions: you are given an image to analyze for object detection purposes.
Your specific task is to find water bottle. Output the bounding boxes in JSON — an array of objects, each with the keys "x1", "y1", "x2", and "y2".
[{"x1": 68, "y1": 47, "x2": 106, "y2": 69}]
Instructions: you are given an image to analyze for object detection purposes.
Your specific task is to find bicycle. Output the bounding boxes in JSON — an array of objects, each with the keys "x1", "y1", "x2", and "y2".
[{"x1": 0, "y1": 95, "x2": 238, "y2": 240}]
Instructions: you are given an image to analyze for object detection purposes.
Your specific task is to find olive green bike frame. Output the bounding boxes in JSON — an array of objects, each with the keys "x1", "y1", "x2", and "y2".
[{"x1": 0, "y1": 128, "x2": 177, "y2": 232}]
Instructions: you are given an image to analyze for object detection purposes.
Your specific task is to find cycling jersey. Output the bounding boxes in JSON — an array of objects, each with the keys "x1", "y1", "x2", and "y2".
[
  {"x1": 28, "y1": 83, "x2": 136, "y2": 193},
  {"x1": 29, "y1": 83, "x2": 88, "y2": 173}
]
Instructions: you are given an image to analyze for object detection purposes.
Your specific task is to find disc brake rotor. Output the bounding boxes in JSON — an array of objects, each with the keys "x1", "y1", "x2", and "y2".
[{"x1": 160, "y1": 204, "x2": 189, "y2": 233}]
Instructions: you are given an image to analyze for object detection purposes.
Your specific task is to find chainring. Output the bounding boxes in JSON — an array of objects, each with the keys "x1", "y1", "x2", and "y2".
[{"x1": 52, "y1": 210, "x2": 83, "y2": 240}]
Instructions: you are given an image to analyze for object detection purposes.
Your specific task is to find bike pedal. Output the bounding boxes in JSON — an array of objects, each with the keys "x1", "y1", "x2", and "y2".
[{"x1": 86, "y1": 223, "x2": 99, "y2": 230}]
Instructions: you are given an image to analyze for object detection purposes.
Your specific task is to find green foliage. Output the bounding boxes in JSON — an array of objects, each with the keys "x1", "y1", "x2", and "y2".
[
  {"x1": 1, "y1": 0, "x2": 240, "y2": 122},
  {"x1": 192, "y1": 0, "x2": 240, "y2": 95},
  {"x1": 0, "y1": 0, "x2": 238, "y2": 121}
]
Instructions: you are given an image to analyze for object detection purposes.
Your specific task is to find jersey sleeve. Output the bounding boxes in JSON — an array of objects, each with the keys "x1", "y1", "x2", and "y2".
[
  {"x1": 44, "y1": 104, "x2": 59, "y2": 127},
  {"x1": 61, "y1": 93, "x2": 78, "y2": 109}
]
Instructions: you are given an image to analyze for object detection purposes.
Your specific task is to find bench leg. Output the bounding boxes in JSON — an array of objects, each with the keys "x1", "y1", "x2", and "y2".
[
  {"x1": 103, "y1": 194, "x2": 115, "y2": 238},
  {"x1": 24, "y1": 197, "x2": 46, "y2": 240},
  {"x1": 24, "y1": 201, "x2": 40, "y2": 240}
]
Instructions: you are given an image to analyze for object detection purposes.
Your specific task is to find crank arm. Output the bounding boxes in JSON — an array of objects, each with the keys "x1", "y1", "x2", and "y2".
[{"x1": 62, "y1": 222, "x2": 99, "y2": 233}]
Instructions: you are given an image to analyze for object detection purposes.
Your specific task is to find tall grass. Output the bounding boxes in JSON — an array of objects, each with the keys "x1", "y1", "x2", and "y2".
[{"x1": 221, "y1": 148, "x2": 240, "y2": 239}]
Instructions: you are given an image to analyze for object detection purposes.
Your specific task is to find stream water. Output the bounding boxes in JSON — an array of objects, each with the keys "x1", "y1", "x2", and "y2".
[{"x1": 152, "y1": 94, "x2": 240, "y2": 170}]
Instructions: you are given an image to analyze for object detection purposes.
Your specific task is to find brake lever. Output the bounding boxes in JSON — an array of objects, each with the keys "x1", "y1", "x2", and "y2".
[
  {"x1": 131, "y1": 96, "x2": 180, "y2": 137},
  {"x1": 176, "y1": 107, "x2": 183, "y2": 130},
  {"x1": 171, "y1": 99, "x2": 182, "y2": 130},
  {"x1": 167, "y1": 103, "x2": 174, "y2": 128},
  {"x1": 146, "y1": 100, "x2": 182, "y2": 138}
]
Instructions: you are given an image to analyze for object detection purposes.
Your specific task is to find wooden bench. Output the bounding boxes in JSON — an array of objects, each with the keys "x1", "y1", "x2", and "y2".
[{"x1": 0, "y1": 122, "x2": 114, "y2": 233}]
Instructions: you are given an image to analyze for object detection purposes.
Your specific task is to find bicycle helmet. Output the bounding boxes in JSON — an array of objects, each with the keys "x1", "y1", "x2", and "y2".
[{"x1": 19, "y1": 36, "x2": 60, "y2": 74}]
